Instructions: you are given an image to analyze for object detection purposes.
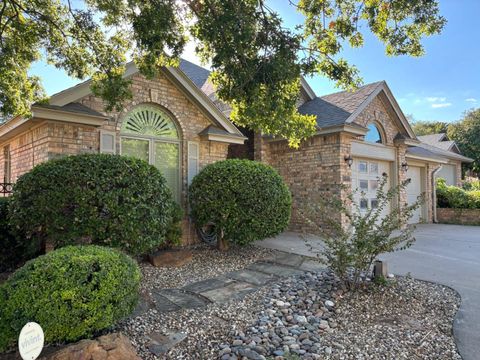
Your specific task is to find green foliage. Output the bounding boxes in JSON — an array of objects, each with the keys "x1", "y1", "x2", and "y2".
[
  {"x1": 9, "y1": 154, "x2": 174, "y2": 256},
  {"x1": 164, "y1": 202, "x2": 184, "y2": 248},
  {"x1": 411, "y1": 120, "x2": 449, "y2": 136},
  {"x1": 463, "y1": 179, "x2": 480, "y2": 191},
  {"x1": 0, "y1": 245, "x2": 140, "y2": 351},
  {"x1": 436, "y1": 178, "x2": 480, "y2": 209},
  {"x1": 1, "y1": 1, "x2": 445, "y2": 146},
  {"x1": 189, "y1": 159, "x2": 291, "y2": 246},
  {"x1": 0, "y1": 198, "x2": 26, "y2": 272},
  {"x1": 300, "y1": 174, "x2": 423, "y2": 290},
  {"x1": 448, "y1": 108, "x2": 480, "y2": 173}
]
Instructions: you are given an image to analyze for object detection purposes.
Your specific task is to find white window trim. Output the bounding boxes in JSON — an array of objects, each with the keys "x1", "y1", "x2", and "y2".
[
  {"x1": 187, "y1": 141, "x2": 200, "y2": 186},
  {"x1": 99, "y1": 130, "x2": 116, "y2": 154}
]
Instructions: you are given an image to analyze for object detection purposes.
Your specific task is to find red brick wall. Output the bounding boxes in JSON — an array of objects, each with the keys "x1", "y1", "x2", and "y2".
[{"x1": 437, "y1": 208, "x2": 480, "y2": 226}]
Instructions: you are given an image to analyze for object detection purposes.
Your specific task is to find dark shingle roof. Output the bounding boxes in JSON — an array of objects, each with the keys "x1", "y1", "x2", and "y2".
[
  {"x1": 417, "y1": 133, "x2": 447, "y2": 145},
  {"x1": 298, "y1": 81, "x2": 384, "y2": 127},
  {"x1": 415, "y1": 141, "x2": 473, "y2": 162},
  {"x1": 198, "y1": 125, "x2": 245, "y2": 138},
  {"x1": 179, "y1": 59, "x2": 211, "y2": 89},
  {"x1": 34, "y1": 103, "x2": 107, "y2": 118}
]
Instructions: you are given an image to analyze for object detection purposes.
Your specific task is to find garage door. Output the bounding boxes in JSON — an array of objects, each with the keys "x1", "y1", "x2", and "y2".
[
  {"x1": 406, "y1": 166, "x2": 424, "y2": 224},
  {"x1": 352, "y1": 158, "x2": 391, "y2": 218},
  {"x1": 436, "y1": 164, "x2": 456, "y2": 186}
]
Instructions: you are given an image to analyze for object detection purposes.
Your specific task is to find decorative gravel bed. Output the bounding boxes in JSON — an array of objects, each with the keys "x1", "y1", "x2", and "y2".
[
  {"x1": 139, "y1": 244, "x2": 274, "y2": 290},
  {"x1": 223, "y1": 272, "x2": 460, "y2": 360},
  {"x1": 118, "y1": 248, "x2": 460, "y2": 360}
]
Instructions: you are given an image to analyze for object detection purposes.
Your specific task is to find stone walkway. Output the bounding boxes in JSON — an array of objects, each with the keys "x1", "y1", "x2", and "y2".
[
  {"x1": 144, "y1": 251, "x2": 324, "y2": 314},
  {"x1": 132, "y1": 251, "x2": 325, "y2": 356}
]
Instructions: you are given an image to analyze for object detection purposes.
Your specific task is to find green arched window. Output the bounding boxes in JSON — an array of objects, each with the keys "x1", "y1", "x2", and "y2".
[{"x1": 120, "y1": 104, "x2": 181, "y2": 201}]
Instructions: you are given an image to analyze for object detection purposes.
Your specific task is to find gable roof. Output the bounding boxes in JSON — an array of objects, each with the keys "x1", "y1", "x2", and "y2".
[
  {"x1": 298, "y1": 81, "x2": 416, "y2": 139},
  {"x1": 46, "y1": 60, "x2": 244, "y2": 137},
  {"x1": 178, "y1": 59, "x2": 211, "y2": 89},
  {"x1": 414, "y1": 141, "x2": 473, "y2": 163},
  {"x1": 417, "y1": 133, "x2": 447, "y2": 145},
  {"x1": 34, "y1": 102, "x2": 107, "y2": 118},
  {"x1": 417, "y1": 132, "x2": 462, "y2": 154}
]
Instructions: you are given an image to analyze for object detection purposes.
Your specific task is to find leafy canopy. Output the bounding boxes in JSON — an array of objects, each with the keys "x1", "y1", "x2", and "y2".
[
  {"x1": 1, "y1": 0, "x2": 445, "y2": 147},
  {"x1": 411, "y1": 120, "x2": 449, "y2": 136},
  {"x1": 447, "y1": 108, "x2": 480, "y2": 173}
]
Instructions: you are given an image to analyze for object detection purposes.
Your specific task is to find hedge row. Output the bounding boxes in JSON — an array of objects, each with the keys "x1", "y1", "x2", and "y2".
[{"x1": 437, "y1": 178, "x2": 480, "y2": 209}]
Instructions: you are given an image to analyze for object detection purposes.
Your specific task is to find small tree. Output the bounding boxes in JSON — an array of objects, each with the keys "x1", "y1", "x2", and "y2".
[{"x1": 299, "y1": 174, "x2": 423, "y2": 290}]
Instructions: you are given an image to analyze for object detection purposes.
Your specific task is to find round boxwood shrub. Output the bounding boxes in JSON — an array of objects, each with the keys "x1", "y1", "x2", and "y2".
[
  {"x1": 9, "y1": 154, "x2": 174, "y2": 256},
  {"x1": 0, "y1": 245, "x2": 140, "y2": 351},
  {"x1": 189, "y1": 159, "x2": 292, "y2": 246}
]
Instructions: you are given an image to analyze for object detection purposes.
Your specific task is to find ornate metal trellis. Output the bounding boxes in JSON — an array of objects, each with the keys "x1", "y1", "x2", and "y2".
[{"x1": 0, "y1": 183, "x2": 13, "y2": 197}]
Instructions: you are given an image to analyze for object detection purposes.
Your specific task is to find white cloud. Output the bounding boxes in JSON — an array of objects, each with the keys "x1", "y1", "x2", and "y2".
[
  {"x1": 426, "y1": 96, "x2": 447, "y2": 102},
  {"x1": 431, "y1": 103, "x2": 452, "y2": 108},
  {"x1": 465, "y1": 98, "x2": 477, "y2": 102}
]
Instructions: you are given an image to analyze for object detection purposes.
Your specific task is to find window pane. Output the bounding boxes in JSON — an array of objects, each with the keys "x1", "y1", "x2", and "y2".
[
  {"x1": 360, "y1": 198, "x2": 368, "y2": 210},
  {"x1": 121, "y1": 138, "x2": 149, "y2": 162},
  {"x1": 365, "y1": 124, "x2": 382, "y2": 143},
  {"x1": 370, "y1": 162, "x2": 378, "y2": 174},
  {"x1": 371, "y1": 199, "x2": 378, "y2": 209},
  {"x1": 369, "y1": 179, "x2": 379, "y2": 191},
  {"x1": 359, "y1": 180, "x2": 368, "y2": 191},
  {"x1": 359, "y1": 161, "x2": 368, "y2": 173},
  {"x1": 154, "y1": 142, "x2": 180, "y2": 201}
]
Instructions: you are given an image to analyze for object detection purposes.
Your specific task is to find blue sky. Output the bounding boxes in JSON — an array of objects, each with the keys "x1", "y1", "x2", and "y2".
[{"x1": 30, "y1": 0, "x2": 479, "y2": 123}]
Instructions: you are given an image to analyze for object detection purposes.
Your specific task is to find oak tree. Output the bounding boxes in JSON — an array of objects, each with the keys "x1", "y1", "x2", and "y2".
[{"x1": 0, "y1": 0, "x2": 446, "y2": 147}]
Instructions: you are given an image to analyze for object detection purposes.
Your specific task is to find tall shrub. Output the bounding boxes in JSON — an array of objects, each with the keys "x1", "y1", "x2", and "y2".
[
  {"x1": 9, "y1": 154, "x2": 174, "y2": 256},
  {"x1": 0, "y1": 198, "x2": 23, "y2": 271},
  {"x1": 0, "y1": 245, "x2": 140, "y2": 351},
  {"x1": 189, "y1": 159, "x2": 291, "y2": 248},
  {"x1": 300, "y1": 174, "x2": 423, "y2": 289},
  {"x1": 437, "y1": 178, "x2": 480, "y2": 209}
]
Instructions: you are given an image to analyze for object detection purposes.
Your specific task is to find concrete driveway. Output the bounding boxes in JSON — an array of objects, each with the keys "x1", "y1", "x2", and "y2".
[{"x1": 256, "y1": 224, "x2": 480, "y2": 360}]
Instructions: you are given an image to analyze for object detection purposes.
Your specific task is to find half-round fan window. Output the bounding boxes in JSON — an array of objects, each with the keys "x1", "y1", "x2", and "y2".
[
  {"x1": 120, "y1": 104, "x2": 181, "y2": 202},
  {"x1": 122, "y1": 104, "x2": 178, "y2": 139},
  {"x1": 365, "y1": 123, "x2": 384, "y2": 144}
]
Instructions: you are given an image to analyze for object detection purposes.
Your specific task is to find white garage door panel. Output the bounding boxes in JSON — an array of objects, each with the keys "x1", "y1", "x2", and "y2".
[
  {"x1": 406, "y1": 166, "x2": 423, "y2": 224},
  {"x1": 351, "y1": 158, "x2": 391, "y2": 219},
  {"x1": 436, "y1": 164, "x2": 456, "y2": 186}
]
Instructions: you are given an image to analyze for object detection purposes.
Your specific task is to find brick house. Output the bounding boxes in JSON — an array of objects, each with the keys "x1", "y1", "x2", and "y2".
[
  {"x1": 0, "y1": 60, "x2": 472, "y2": 242},
  {"x1": 0, "y1": 60, "x2": 246, "y2": 244},
  {"x1": 251, "y1": 81, "x2": 472, "y2": 231}
]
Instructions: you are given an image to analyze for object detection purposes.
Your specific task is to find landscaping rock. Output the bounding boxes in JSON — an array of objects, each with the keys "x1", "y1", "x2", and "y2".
[
  {"x1": 146, "y1": 331, "x2": 187, "y2": 355},
  {"x1": 148, "y1": 249, "x2": 192, "y2": 267},
  {"x1": 46, "y1": 333, "x2": 139, "y2": 360}
]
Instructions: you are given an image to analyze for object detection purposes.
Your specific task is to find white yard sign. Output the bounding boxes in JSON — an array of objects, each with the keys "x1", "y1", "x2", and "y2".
[{"x1": 18, "y1": 322, "x2": 44, "y2": 360}]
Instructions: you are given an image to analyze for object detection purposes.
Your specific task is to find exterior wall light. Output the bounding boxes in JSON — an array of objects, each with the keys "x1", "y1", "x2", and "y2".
[
  {"x1": 401, "y1": 162, "x2": 409, "y2": 172},
  {"x1": 344, "y1": 155, "x2": 353, "y2": 168}
]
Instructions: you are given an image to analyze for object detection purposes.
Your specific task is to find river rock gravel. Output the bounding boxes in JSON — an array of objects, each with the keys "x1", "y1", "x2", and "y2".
[
  {"x1": 117, "y1": 248, "x2": 460, "y2": 360},
  {"x1": 223, "y1": 272, "x2": 460, "y2": 360}
]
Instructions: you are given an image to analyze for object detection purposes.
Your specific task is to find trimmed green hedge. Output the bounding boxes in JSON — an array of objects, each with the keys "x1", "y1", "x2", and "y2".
[
  {"x1": 9, "y1": 154, "x2": 174, "y2": 256},
  {"x1": 0, "y1": 197, "x2": 22, "y2": 272},
  {"x1": 0, "y1": 246, "x2": 140, "y2": 351},
  {"x1": 437, "y1": 178, "x2": 480, "y2": 209},
  {"x1": 189, "y1": 159, "x2": 291, "y2": 245}
]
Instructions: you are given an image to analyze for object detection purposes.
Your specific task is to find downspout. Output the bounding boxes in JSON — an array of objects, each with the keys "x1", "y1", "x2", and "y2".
[{"x1": 431, "y1": 165, "x2": 442, "y2": 223}]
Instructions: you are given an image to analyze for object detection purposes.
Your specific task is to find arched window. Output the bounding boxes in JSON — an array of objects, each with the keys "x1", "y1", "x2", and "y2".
[
  {"x1": 365, "y1": 123, "x2": 383, "y2": 144},
  {"x1": 121, "y1": 104, "x2": 181, "y2": 201}
]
